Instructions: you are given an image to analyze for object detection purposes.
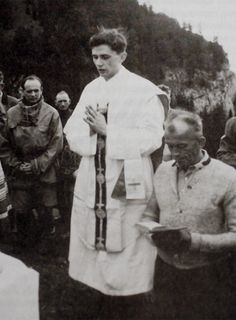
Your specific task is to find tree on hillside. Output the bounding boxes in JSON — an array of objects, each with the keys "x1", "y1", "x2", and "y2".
[{"x1": 0, "y1": 0, "x2": 228, "y2": 104}]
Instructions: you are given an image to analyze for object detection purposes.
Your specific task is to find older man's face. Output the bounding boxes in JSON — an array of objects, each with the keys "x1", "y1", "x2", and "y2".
[
  {"x1": 23, "y1": 79, "x2": 42, "y2": 104},
  {"x1": 92, "y1": 45, "x2": 126, "y2": 81},
  {"x1": 55, "y1": 93, "x2": 71, "y2": 111},
  {"x1": 165, "y1": 120, "x2": 203, "y2": 170}
]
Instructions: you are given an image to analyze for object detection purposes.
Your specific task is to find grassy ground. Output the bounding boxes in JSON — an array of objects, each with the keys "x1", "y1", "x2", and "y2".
[
  {"x1": 0, "y1": 220, "x2": 91, "y2": 320},
  {"x1": 0, "y1": 218, "x2": 157, "y2": 320}
]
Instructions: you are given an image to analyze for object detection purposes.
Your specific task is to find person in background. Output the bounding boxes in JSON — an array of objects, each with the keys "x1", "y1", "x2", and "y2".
[
  {"x1": 217, "y1": 116, "x2": 236, "y2": 168},
  {"x1": 0, "y1": 161, "x2": 11, "y2": 240},
  {"x1": 151, "y1": 84, "x2": 171, "y2": 169},
  {"x1": 64, "y1": 27, "x2": 167, "y2": 319},
  {"x1": 0, "y1": 70, "x2": 18, "y2": 236},
  {"x1": 148, "y1": 109, "x2": 236, "y2": 319},
  {"x1": 3, "y1": 75, "x2": 63, "y2": 251},
  {"x1": 54, "y1": 90, "x2": 80, "y2": 227},
  {"x1": 55, "y1": 91, "x2": 73, "y2": 128},
  {"x1": 0, "y1": 70, "x2": 18, "y2": 113}
]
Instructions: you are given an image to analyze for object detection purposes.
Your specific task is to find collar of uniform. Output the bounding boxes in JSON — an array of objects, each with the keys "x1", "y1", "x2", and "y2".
[
  {"x1": 19, "y1": 97, "x2": 43, "y2": 125},
  {"x1": 20, "y1": 97, "x2": 43, "y2": 110},
  {"x1": 172, "y1": 149, "x2": 211, "y2": 171}
]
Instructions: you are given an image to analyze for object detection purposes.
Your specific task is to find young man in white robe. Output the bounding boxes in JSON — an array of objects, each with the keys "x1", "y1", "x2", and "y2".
[{"x1": 64, "y1": 28, "x2": 168, "y2": 318}]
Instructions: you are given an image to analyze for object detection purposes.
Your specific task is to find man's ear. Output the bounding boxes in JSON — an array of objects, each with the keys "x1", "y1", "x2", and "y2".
[{"x1": 121, "y1": 51, "x2": 127, "y2": 63}]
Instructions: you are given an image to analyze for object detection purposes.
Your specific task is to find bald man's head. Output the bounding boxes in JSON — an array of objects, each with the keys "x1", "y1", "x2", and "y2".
[
  {"x1": 164, "y1": 110, "x2": 206, "y2": 170},
  {"x1": 165, "y1": 109, "x2": 203, "y2": 139}
]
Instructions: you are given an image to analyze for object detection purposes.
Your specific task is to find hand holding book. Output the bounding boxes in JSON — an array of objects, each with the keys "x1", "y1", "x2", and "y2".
[
  {"x1": 151, "y1": 227, "x2": 191, "y2": 253},
  {"x1": 136, "y1": 221, "x2": 191, "y2": 253}
]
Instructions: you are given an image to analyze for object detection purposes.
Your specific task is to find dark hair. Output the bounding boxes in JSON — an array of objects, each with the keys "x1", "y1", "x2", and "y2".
[
  {"x1": 89, "y1": 27, "x2": 127, "y2": 53},
  {"x1": 21, "y1": 75, "x2": 43, "y2": 89}
]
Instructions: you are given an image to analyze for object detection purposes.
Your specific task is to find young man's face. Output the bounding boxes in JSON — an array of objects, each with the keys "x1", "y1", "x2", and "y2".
[
  {"x1": 23, "y1": 79, "x2": 42, "y2": 104},
  {"x1": 92, "y1": 45, "x2": 126, "y2": 81}
]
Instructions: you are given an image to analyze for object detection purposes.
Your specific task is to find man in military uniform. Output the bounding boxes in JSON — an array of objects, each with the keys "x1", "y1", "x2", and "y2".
[{"x1": 4, "y1": 75, "x2": 63, "y2": 249}]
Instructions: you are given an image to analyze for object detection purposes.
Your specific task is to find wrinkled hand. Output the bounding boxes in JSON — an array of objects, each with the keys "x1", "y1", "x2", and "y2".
[
  {"x1": 151, "y1": 228, "x2": 191, "y2": 253},
  {"x1": 19, "y1": 162, "x2": 33, "y2": 175},
  {"x1": 84, "y1": 105, "x2": 107, "y2": 136}
]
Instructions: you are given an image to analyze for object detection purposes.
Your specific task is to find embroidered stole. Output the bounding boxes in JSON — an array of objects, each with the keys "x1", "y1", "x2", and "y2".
[{"x1": 94, "y1": 104, "x2": 108, "y2": 251}]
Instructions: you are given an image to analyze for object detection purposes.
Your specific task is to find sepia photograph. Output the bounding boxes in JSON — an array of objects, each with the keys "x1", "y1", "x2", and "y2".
[{"x1": 0, "y1": 0, "x2": 236, "y2": 319}]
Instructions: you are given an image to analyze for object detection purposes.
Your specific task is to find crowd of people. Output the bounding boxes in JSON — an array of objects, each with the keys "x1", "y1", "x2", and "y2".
[{"x1": 0, "y1": 27, "x2": 236, "y2": 319}]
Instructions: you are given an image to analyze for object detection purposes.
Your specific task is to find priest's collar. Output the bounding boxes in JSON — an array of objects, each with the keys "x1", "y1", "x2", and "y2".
[{"x1": 100, "y1": 65, "x2": 127, "y2": 84}]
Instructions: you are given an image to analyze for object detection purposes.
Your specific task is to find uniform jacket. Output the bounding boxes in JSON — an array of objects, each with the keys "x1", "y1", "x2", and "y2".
[
  {"x1": 0, "y1": 93, "x2": 18, "y2": 134},
  {"x1": 2, "y1": 93, "x2": 18, "y2": 111},
  {"x1": 5, "y1": 99, "x2": 63, "y2": 187}
]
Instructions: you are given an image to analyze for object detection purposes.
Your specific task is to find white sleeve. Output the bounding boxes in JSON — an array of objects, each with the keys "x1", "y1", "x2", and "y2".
[
  {"x1": 64, "y1": 89, "x2": 97, "y2": 156},
  {"x1": 107, "y1": 95, "x2": 164, "y2": 159}
]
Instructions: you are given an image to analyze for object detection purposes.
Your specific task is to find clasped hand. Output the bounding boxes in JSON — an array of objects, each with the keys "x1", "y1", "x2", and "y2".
[
  {"x1": 84, "y1": 106, "x2": 107, "y2": 136},
  {"x1": 151, "y1": 228, "x2": 191, "y2": 253}
]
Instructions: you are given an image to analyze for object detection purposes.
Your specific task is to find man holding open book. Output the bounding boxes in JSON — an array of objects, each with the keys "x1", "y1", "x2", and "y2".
[{"x1": 147, "y1": 109, "x2": 236, "y2": 319}]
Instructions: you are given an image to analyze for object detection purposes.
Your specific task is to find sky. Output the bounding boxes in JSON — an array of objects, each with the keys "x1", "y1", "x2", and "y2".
[{"x1": 138, "y1": 0, "x2": 236, "y2": 72}]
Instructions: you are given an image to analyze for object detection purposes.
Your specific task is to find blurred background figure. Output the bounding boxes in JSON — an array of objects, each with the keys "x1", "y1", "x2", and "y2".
[
  {"x1": 217, "y1": 116, "x2": 236, "y2": 169},
  {"x1": 0, "y1": 161, "x2": 11, "y2": 241},
  {"x1": 0, "y1": 70, "x2": 18, "y2": 237},
  {"x1": 0, "y1": 70, "x2": 18, "y2": 113},
  {"x1": 55, "y1": 91, "x2": 73, "y2": 127},
  {"x1": 54, "y1": 90, "x2": 80, "y2": 229}
]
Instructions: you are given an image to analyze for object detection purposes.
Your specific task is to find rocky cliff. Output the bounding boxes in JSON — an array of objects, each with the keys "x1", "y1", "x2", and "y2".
[{"x1": 164, "y1": 64, "x2": 236, "y2": 117}]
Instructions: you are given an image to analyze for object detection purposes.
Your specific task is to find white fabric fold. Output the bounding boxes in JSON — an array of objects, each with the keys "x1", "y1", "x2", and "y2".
[
  {"x1": 0, "y1": 252, "x2": 39, "y2": 320},
  {"x1": 124, "y1": 159, "x2": 145, "y2": 199}
]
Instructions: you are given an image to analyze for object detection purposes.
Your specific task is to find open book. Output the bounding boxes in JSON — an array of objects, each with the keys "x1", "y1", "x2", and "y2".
[{"x1": 136, "y1": 221, "x2": 186, "y2": 233}]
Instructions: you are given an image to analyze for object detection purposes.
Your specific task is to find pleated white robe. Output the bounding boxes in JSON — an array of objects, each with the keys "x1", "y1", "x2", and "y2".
[{"x1": 64, "y1": 66, "x2": 165, "y2": 295}]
